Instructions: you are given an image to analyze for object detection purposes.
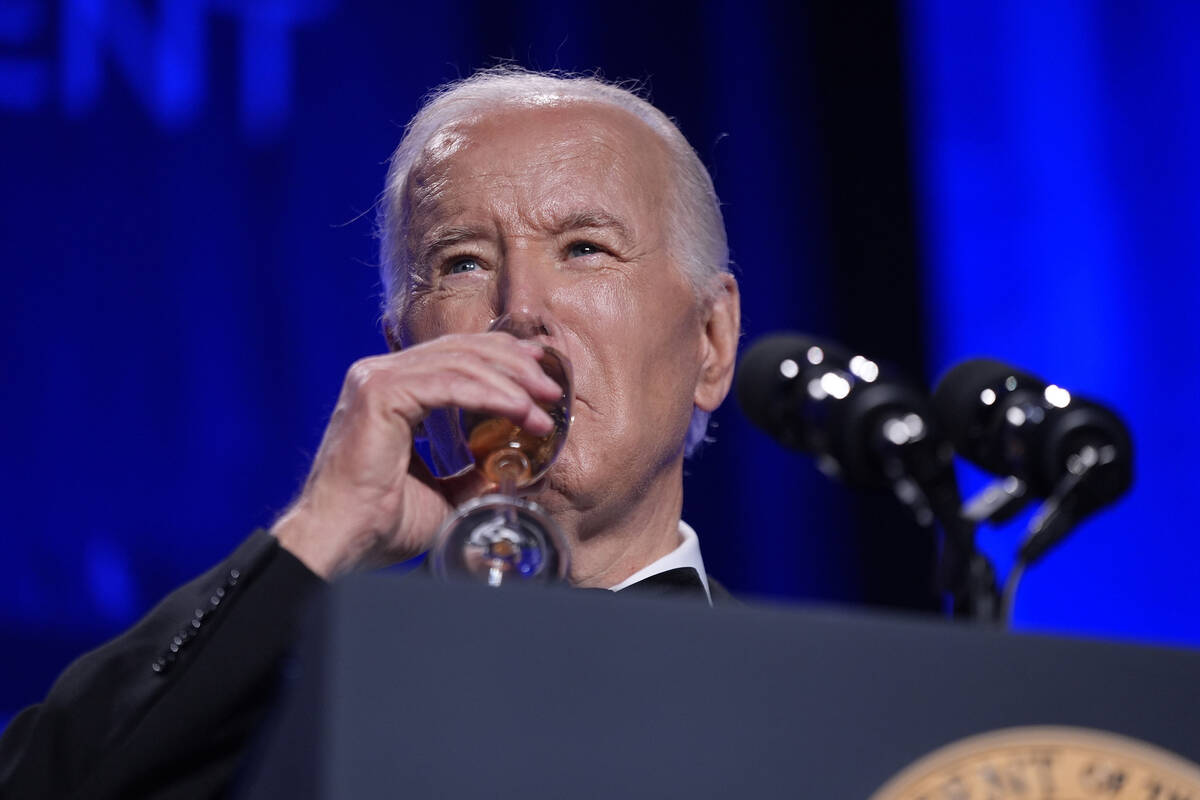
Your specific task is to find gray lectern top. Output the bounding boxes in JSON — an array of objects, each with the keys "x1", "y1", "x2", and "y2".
[{"x1": 241, "y1": 574, "x2": 1200, "y2": 799}]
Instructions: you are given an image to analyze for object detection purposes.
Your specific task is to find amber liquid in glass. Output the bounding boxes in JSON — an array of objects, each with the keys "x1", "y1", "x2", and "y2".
[{"x1": 464, "y1": 346, "x2": 571, "y2": 490}]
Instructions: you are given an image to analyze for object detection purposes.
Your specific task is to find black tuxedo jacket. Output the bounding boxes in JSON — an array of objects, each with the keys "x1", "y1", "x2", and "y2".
[{"x1": 0, "y1": 531, "x2": 727, "y2": 799}]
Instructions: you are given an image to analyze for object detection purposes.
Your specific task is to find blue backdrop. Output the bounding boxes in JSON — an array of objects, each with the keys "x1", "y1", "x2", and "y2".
[
  {"x1": 906, "y1": 1, "x2": 1200, "y2": 644},
  {"x1": 2, "y1": 0, "x2": 1197, "y2": 728}
]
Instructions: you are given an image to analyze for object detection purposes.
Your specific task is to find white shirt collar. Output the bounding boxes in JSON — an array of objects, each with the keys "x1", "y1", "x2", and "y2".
[{"x1": 606, "y1": 520, "x2": 711, "y2": 605}]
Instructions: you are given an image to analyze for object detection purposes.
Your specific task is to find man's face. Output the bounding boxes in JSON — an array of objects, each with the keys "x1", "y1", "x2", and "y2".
[{"x1": 398, "y1": 102, "x2": 722, "y2": 529}]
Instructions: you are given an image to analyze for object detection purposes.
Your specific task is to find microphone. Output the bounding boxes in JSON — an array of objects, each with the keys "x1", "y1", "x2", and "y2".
[
  {"x1": 932, "y1": 359, "x2": 1134, "y2": 565},
  {"x1": 736, "y1": 334, "x2": 963, "y2": 536},
  {"x1": 737, "y1": 333, "x2": 1007, "y2": 620}
]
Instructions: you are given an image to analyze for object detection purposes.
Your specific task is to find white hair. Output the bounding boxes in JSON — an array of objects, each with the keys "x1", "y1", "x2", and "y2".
[{"x1": 376, "y1": 66, "x2": 730, "y2": 455}]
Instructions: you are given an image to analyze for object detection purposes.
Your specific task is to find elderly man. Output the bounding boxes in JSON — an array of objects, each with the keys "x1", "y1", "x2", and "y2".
[
  {"x1": 0, "y1": 68, "x2": 740, "y2": 797},
  {"x1": 276, "y1": 68, "x2": 740, "y2": 593}
]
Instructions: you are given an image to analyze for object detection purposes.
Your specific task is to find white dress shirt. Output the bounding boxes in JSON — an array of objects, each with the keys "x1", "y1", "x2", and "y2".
[{"x1": 607, "y1": 520, "x2": 711, "y2": 605}]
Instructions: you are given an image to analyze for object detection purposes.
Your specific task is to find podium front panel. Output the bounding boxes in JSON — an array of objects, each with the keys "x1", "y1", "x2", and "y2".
[{"x1": 241, "y1": 576, "x2": 1200, "y2": 798}]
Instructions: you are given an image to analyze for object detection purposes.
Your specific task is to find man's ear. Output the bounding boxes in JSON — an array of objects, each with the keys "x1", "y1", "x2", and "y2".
[{"x1": 694, "y1": 273, "x2": 741, "y2": 413}]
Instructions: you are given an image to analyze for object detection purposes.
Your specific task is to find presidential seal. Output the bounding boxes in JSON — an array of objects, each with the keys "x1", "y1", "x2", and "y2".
[{"x1": 871, "y1": 726, "x2": 1200, "y2": 800}]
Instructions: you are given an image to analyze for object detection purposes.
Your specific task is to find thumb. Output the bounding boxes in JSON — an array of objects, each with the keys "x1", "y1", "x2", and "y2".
[
  {"x1": 439, "y1": 465, "x2": 493, "y2": 507},
  {"x1": 408, "y1": 445, "x2": 492, "y2": 507}
]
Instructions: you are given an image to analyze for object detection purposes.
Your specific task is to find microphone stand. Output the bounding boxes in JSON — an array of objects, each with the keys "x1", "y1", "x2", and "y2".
[
  {"x1": 997, "y1": 444, "x2": 1122, "y2": 625},
  {"x1": 963, "y1": 443, "x2": 1125, "y2": 626},
  {"x1": 871, "y1": 413, "x2": 1001, "y2": 623}
]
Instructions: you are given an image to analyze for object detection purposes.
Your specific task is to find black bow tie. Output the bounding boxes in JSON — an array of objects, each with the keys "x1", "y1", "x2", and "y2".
[{"x1": 616, "y1": 567, "x2": 708, "y2": 602}]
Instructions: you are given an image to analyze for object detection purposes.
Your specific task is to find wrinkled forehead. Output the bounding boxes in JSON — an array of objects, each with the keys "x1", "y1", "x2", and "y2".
[{"x1": 402, "y1": 101, "x2": 674, "y2": 236}]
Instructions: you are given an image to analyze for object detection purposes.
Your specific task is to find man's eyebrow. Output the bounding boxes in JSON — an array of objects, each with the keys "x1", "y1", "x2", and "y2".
[
  {"x1": 415, "y1": 225, "x2": 484, "y2": 264},
  {"x1": 551, "y1": 210, "x2": 633, "y2": 244},
  {"x1": 415, "y1": 212, "x2": 633, "y2": 264}
]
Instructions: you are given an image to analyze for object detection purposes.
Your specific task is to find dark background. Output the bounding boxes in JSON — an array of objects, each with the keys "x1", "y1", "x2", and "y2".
[{"x1": 3, "y1": 0, "x2": 1198, "y2": 728}]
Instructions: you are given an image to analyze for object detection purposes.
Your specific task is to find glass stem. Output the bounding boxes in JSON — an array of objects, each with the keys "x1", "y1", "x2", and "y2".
[
  {"x1": 483, "y1": 467, "x2": 520, "y2": 587},
  {"x1": 498, "y1": 469, "x2": 518, "y2": 527}
]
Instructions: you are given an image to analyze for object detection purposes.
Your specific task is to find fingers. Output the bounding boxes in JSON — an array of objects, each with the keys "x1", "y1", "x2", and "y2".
[
  {"x1": 421, "y1": 360, "x2": 555, "y2": 433},
  {"x1": 352, "y1": 332, "x2": 562, "y2": 435},
  {"x1": 404, "y1": 333, "x2": 562, "y2": 404}
]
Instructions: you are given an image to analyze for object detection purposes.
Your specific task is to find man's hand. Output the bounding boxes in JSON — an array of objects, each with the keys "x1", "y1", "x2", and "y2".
[{"x1": 270, "y1": 332, "x2": 562, "y2": 579}]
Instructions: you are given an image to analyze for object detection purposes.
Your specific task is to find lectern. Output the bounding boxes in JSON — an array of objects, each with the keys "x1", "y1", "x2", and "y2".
[{"x1": 240, "y1": 575, "x2": 1200, "y2": 798}]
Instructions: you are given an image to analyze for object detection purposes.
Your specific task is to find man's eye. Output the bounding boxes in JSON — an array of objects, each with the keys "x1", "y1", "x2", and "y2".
[
  {"x1": 446, "y1": 257, "x2": 482, "y2": 275},
  {"x1": 567, "y1": 241, "x2": 603, "y2": 258}
]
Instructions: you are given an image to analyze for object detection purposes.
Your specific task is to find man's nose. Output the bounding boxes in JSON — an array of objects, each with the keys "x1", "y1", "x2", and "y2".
[{"x1": 492, "y1": 244, "x2": 555, "y2": 325}]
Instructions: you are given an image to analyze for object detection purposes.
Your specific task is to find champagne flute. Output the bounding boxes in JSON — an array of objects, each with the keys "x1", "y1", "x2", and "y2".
[{"x1": 428, "y1": 314, "x2": 572, "y2": 586}]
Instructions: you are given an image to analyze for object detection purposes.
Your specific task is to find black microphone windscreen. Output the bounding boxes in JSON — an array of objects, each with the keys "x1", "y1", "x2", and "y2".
[
  {"x1": 735, "y1": 334, "x2": 823, "y2": 441},
  {"x1": 932, "y1": 358, "x2": 1040, "y2": 469}
]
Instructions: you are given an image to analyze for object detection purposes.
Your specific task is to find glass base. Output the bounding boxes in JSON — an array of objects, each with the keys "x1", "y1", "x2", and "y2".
[{"x1": 429, "y1": 494, "x2": 570, "y2": 586}]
